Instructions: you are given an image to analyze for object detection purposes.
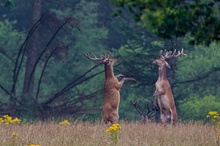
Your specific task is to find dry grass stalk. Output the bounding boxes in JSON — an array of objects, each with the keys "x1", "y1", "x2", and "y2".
[{"x1": 0, "y1": 121, "x2": 217, "y2": 146}]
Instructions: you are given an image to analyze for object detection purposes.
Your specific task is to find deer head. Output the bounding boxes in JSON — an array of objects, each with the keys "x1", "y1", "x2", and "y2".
[
  {"x1": 84, "y1": 51, "x2": 116, "y2": 66},
  {"x1": 132, "y1": 100, "x2": 154, "y2": 124},
  {"x1": 153, "y1": 48, "x2": 187, "y2": 68},
  {"x1": 84, "y1": 51, "x2": 118, "y2": 79}
]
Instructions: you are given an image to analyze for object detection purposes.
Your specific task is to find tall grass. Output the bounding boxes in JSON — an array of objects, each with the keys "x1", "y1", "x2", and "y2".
[{"x1": 0, "y1": 120, "x2": 217, "y2": 146}]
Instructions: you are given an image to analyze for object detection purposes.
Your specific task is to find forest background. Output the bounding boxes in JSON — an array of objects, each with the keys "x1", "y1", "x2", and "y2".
[{"x1": 0, "y1": 0, "x2": 219, "y2": 122}]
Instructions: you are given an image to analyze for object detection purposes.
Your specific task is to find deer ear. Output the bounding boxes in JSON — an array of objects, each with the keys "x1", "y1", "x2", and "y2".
[{"x1": 165, "y1": 61, "x2": 171, "y2": 68}]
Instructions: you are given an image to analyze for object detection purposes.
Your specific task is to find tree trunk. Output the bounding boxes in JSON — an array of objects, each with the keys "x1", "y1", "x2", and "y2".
[{"x1": 22, "y1": 0, "x2": 41, "y2": 97}]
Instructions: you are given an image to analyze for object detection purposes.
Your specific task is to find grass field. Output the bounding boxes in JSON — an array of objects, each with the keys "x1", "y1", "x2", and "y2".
[{"x1": 0, "y1": 120, "x2": 218, "y2": 146}]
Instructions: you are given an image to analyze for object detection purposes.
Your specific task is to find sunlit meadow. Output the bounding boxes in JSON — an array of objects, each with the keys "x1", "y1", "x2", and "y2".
[{"x1": 0, "y1": 114, "x2": 218, "y2": 146}]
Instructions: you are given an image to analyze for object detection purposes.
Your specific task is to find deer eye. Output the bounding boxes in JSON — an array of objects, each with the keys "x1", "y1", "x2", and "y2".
[{"x1": 105, "y1": 60, "x2": 110, "y2": 64}]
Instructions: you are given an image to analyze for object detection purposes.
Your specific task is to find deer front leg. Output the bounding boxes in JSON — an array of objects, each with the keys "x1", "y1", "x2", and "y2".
[
  {"x1": 117, "y1": 77, "x2": 136, "y2": 89},
  {"x1": 115, "y1": 74, "x2": 124, "y2": 78},
  {"x1": 153, "y1": 88, "x2": 165, "y2": 97},
  {"x1": 123, "y1": 77, "x2": 136, "y2": 82}
]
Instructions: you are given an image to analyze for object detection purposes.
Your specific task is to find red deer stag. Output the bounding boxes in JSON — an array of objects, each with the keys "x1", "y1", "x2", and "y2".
[
  {"x1": 132, "y1": 100, "x2": 154, "y2": 124},
  {"x1": 153, "y1": 49, "x2": 186, "y2": 125},
  {"x1": 84, "y1": 51, "x2": 136, "y2": 125}
]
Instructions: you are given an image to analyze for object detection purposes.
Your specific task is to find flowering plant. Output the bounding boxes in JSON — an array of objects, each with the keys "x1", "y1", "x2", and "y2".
[
  {"x1": 206, "y1": 111, "x2": 219, "y2": 124},
  {"x1": 59, "y1": 119, "x2": 70, "y2": 125},
  {"x1": 206, "y1": 111, "x2": 220, "y2": 144},
  {"x1": 0, "y1": 115, "x2": 21, "y2": 125},
  {"x1": 106, "y1": 124, "x2": 122, "y2": 146}
]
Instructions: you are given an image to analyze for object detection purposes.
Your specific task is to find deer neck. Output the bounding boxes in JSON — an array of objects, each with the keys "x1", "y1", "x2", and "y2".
[
  {"x1": 158, "y1": 65, "x2": 167, "y2": 80},
  {"x1": 104, "y1": 64, "x2": 115, "y2": 79}
]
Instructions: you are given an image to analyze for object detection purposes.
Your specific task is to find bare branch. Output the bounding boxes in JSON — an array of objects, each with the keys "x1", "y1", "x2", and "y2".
[
  {"x1": 0, "y1": 83, "x2": 12, "y2": 96},
  {"x1": 177, "y1": 67, "x2": 220, "y2": 84},
  {"x1": 35, "y1": 47, "x2": 58, "y2": 100},
  {"x1": 27, "y1": 18, "x2": 69, "y2": 92},
  {"x1": 43, "y1": 64, "x2": 103, "y2": 105},
  {"x1": 0, "y1": 44, "x2": 15, "y2": 63},
  {"x1": 11, "y1": 13, "x2": 48, "y2": 94}
]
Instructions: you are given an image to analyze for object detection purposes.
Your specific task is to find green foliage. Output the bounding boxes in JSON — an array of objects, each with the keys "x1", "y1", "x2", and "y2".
[
  {"x1": 0, "y1": 0, "x2": 108, "y2": 120},
  {"x1": 179, "y1": 95, "x2": 220, "y2": 121},
  {"x1": 0, "y1": 0, "x2": 220, "y2": 123},
  {"x1": 46, "y1": 0, "x2": 107, "y2": 93},
  {"x1": 175, "y1": 43, "x2": 220, "y2": 121},
  {"x1": 0, "y1": 19, "x2": 25, "y2": 98},
  {"x1": 1, "y1": 0, "x2": 14, "y2": 9},
  {"x1": 113, "y1": 22, "x2": 164, "y2": 121},
  {"x1": 176, "y1": 43, "x2": 220, "y2": 98},
  {"x1": 111, "y1": 0, "x2": 220, "y2": 45}
]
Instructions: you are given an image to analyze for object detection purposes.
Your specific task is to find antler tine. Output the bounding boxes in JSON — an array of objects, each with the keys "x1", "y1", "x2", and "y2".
[
  {"x1": 159, "y1": 50, "x2": 165, "y2": 59},
  {"x1": 161, "y1": 48, "x2": 186, "y2": 59},
  {"x1": 132, "y1": 101, "x2": 146, "y2": 116},
  {"x1": 146, "y1": 103, "x2": 154, "y2": 117},
  {"x1": 84, "y1": 52, "x2": 105, "y2": 61},
  {"x1": 84, "y1": 52, "x2": 89, "y2": 57},
  {"x1": 174, "y1": 48, "x2": 187, "y2": 57},
  {"x1": 159, "y1": 49, "x2": 166, "y2": 56},
  {"x1": 100, "y1": 52, "x2": 106, "y2": 58},
  {"x1": 163, "y1": 49, "x2": 176, "y2": 59},
  {"x1": 148, "y1": 111, "x2": 155, "y2": 118},
  {"x1": 137, "y1": 103, "x2": 147, "y2": 115},
  {"x1": 108, "y1": 51, "x2": 112, "y2": 59},
  {"x1": 146, "y1": 103, "x2": 151, "y2": 114}
]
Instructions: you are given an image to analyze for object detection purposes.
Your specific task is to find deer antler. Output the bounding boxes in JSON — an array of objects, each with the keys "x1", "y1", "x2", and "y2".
[
  {"x1": 84, "y1": 51, "x2": 113, "y2": 61},
  {"x1": 174, "y1": 48, "x2": 187, "y2": 57},
  {"x1": 84, "y1": 52, "x2": 106, "y2": 61},
  {"x1": 160, "y1": 48, "x2": 187, "y2": 59},
  {"x1": 132, "y1": 100, "x2": 154, "y2": 118}
]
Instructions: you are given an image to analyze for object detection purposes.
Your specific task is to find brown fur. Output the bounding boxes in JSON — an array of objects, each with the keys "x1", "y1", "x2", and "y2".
[
  {"x1": 102, "y1": 58, "x2": 135, "y2": 124},
  {"x1": 84, "y1": 52, "x2": 135, "y2": 125},
  {"x1": 153, "y1": 57, "x2": 178, "y2": 125},
  {"x1": 153, "y1": 49, "x2": 186, "y2": 124}
]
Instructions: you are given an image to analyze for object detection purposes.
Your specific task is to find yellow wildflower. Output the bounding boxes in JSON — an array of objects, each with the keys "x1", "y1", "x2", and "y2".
[
  {"x1": 12, "y1": 132, "x2": 18, "y2": 137},
  {"x1": 29, "y1": 144, "x2": 40, "y2": 146},
  {"x1": 59, "y1": 120, "x2": 70, "y2": 125},
  {"x1": 106, "y1": 124, "x2": 122, "y2": 133},
  {"x1": 106, "y1": 124, "x2": 122, "y2": 145},
  {"x1": 0, "y1": 118, "x2": 4, "y2": 123},
  {"x1": 3, "y1": 115, "x2": 9, "y2": 118},
  {"x1": 208, "y1": 111, "x2": 218, "y2": 115},
  {"x1": 11, "y1": 117, "x2": 21, "y2": 124},
  {"x1": 1, "y1": 115, "x2": 21, "y2": 124},
  {"x1": 206, "y1": 111, "x2": 220, "y2": 120}
]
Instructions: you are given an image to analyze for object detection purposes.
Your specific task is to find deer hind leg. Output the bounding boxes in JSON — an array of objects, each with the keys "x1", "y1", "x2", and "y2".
[
  {"x1": 102, "y1": 116, "x2": 116, "y2": 126},
  {"x1": 160, "y1": 111, "x2": 168, "y2": 123},
  {"x1": 170, "y1": 108, "x2": 178, "y2": 125},
  {"x1": 109, "y1": 111, "x2": 119, "y2": 124},
  {"x1": 160, "y1": 109, "x2": 172, "y2": 124}
]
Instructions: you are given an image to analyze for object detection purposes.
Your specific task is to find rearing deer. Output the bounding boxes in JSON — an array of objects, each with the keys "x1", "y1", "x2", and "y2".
[
  {"x1": 84, "y1": 51, "x2": 135, "y2": 125},
  {"x1": 153, "y1": 49, "x2": 186, "y2": 125}
]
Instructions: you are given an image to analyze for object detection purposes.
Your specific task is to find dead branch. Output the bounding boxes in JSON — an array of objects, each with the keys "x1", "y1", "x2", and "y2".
[
  {"x1": 177, "y1": 67, "x2": 220, "y2": 84},
  {"x1": 27, "y1": 18, "x2": 69, "y2": 92},
  {"x1": 11, "y1": 13, "x2": 48, "y2": 94},
  {"x1": 43, "y1": 64, "x2": 103, "y2": 105}
]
